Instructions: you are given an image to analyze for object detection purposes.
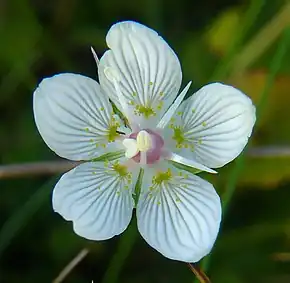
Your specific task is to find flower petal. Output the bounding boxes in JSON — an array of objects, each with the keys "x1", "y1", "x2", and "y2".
[
  {"x1": 137, "y1": 163, "x2": 221, "y2": 262},
  {"x1": 98, "y1": 21, "x2": 182, "y2": 127},
  {"x1": 52, "y1": 160, "x2": 138, "y2": 240},
  {"x1": 166, "y1": 83, "x2": 256, "y2": 168},
  {"x1": 33, "y1": 73, "x2": 124, "y2": 161}
]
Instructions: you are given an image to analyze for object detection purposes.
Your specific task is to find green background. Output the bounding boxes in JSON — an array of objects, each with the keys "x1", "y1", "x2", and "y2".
[{"x1": 1, "y1": 0, "x2": 290, "y2": 282}]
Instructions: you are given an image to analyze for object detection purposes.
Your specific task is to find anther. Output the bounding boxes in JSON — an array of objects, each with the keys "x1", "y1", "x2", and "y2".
[{"x1": 136, "y1": 130, "x2": 152, "y2": 152}]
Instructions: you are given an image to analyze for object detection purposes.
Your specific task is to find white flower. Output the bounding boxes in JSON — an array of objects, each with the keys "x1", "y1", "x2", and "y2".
[{"x1": 33, "y1": 21, "x2": 256, "y2": 262}]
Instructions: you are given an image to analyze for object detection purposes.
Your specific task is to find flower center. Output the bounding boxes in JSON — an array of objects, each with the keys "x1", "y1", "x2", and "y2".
[{"x1": 122, "y1": 129, "x2": 164, "y2": 164}]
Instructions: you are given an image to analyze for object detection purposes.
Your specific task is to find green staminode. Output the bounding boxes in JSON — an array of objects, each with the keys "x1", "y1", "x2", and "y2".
[
  {"x1": 172, "y1": 126, "x2": 185, "y2": 148},
  {"x1": 135, "y1": 104, "x2": 156, "y2": 118},
  {"x1": 112, "y1": 162, "x2": 129, "y2": 178},
  {"x1": 107, "y1": 124, "x2": 119, "y2": 142},
  {"x1": 153, "y1": 169, "x2": 172, "y2": 185}
]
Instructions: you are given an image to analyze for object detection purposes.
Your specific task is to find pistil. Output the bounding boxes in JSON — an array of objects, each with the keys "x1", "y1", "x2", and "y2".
[{"x1": 122, "y1": 129, "x2": 164, "y2": 165}]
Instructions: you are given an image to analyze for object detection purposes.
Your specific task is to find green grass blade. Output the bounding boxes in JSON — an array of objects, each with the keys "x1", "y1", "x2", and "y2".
[
  {"x1": 0, "y1": 176, "x2": 58, "y2": 257},
  {"x1": 197, "y1": 27, "x2": 290, "y2": 279},
  {"x1": 231, "y1": 2, "x2": 290, "y2": 78},
  {"x1": 101, "y1": 217, "x2": 138, "y2": 283},
  {"x1": 211, "y1": 0, "x2": 265, "y2": 80}
]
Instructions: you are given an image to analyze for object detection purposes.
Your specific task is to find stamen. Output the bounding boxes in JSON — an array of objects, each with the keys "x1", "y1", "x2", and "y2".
[
  {"x1": 140, "y1": 151, "x2": 147, "y2": 166},
  {"x1": 168, "y1": 152, "x2": 217, "y2": 174},
  {"x1": 104, "y1": 67, "x2": 128, "y2": 113},
  {"x1": 136, "y1": 130, "x2": 152, "y2": 152},
  {"x1": 156, "y1": 81, "x2": 192, "y2": 129},
  {"x1": 122, "y1": 138, "x2": 138, "y2": 158},
  {"x1": 104, "y1": 66, "x2": 139, "y2": 132},
  {"x1": 90, "y1": 47, "x2": 99, "y2": 66},
  {"x1": 113, "y1": 80, "x2": 130, "y2": 117}
]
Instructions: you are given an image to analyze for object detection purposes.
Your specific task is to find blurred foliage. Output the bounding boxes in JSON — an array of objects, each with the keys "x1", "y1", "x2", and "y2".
[{"x1": 1, "y1": 0, "x2": 290, "y2": 282}]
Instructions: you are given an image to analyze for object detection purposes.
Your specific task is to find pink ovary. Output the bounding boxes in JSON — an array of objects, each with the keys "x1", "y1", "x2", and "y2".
[{"x1": 129, "y1": 129, "x2": 164, "y2": 164}]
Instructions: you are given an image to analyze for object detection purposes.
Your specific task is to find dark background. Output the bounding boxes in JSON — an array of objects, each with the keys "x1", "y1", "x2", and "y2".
[{"x1": 1, "y1": 0, "x2": 290, "y2": 282}]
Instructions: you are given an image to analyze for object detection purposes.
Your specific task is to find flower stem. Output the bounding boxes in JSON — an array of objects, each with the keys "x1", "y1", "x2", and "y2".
[
  {"x1": 101, "y1": 217, "x2": 138, "y2": 283},
  {"x1": 102, "y1": 167, "x2": 143, "y2": 283}
]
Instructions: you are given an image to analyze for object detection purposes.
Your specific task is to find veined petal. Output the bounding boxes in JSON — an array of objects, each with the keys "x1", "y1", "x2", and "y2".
[
  {"x1": 137, "y1": 163, "x2": 221, "y2": 262},
  {"x1": 52, "y1": 160, "x2": 139, "y2": 240},
  {"x1": 166, "y1": 83, "x2": 256, "y2": 168},
  {"x1": 98, "y1": 21, "x2": 182, "y2": 128},
  {"x1": 33, "y1": 73, "x2": 124, "y2": 161}
]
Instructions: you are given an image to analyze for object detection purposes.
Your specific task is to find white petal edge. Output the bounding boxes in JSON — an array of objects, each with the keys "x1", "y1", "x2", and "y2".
[
  {"x1": 33, "y1": 73, "x2": 122, "y2": 161},
  {"x1": 52, "y1": 160, "x2": 139, "y2": 240},
  {"x1": 98, "y1": 21, "x2": 182, "y2": 128},
  {"x1": 166, "y1": 83, "x2": 256, "y2": 168},
  {"x1": 137, "y1": 163, "x2": 221, "y2": 262}
]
